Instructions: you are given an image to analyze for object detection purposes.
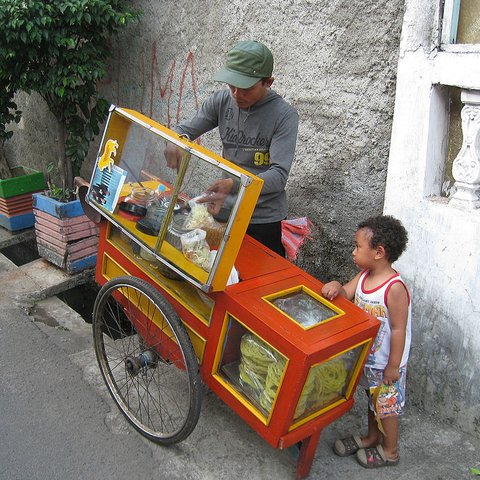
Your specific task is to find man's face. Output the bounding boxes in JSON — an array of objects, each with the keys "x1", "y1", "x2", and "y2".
[{"x1": 228, "y1": 78, "x2": 272, "y2": 109}]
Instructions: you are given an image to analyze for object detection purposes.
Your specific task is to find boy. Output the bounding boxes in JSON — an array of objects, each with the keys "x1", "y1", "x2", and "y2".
[{"x1": 321, "y1": 215, "x2": 411, "y2": 468}]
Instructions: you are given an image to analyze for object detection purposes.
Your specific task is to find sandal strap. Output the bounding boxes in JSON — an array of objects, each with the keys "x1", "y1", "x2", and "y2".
[
  {"x1": 364, "y1": 446, "x2": 387, "y2": 465},
  {"x1": 335, "y1": 435, "x2": 362, "y2": 455}
]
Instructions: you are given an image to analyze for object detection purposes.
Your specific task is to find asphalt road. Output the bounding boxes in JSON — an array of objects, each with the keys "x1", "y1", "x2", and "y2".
[{"x1": 0, "y1": 283, "x2": 479, "y2": 479}]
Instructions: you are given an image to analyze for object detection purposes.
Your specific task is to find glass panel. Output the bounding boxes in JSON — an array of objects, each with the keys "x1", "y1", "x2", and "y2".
[
  {"x1": 158, "y1": 148, "x2": 238, "y2": 276},
  {"x1": 457, "y1": 0, "x2": 480, "y2": 44},
  {"x1": 270, "y1": 289, "x2": 341, "y2": 327},
  {"x1": 219, "y1": 316, "x2": 287, "y2": 418},
  {"x1": 108, "y1": 225, "x2": 214, "y2": 325},
  {"x1": 293, "y1": 346, "x2": 363, "y2": 422},
  {"x1": 88, "y1": 109, "x2": 246, "y2": 288}
]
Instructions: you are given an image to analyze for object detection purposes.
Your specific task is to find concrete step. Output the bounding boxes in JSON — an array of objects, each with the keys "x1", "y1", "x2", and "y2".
[
  {"x1": 0, "y1": 226, "x2": 94, "y2": 306},
  {"x1": 0, "y1": 256, "x2": 94, "y2": 305}
]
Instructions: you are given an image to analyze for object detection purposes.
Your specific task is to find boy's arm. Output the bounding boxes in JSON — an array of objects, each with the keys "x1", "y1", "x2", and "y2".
[
  {"x1": 383, "y1": 282, "x2": 409, "y2": 385},
  {"x1": 322, "y1": 272, "x2": 362, "y2": 301}
]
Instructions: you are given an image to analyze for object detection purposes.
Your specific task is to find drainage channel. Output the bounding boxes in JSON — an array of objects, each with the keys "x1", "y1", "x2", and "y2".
[{"x1": 0, "y1": 238, "x2": 99, "y2": 324}]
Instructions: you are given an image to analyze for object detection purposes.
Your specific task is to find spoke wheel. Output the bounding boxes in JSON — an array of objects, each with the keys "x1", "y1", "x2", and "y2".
[{"x1": 92, "y1": 276, "x2": 202, "y2": 444}]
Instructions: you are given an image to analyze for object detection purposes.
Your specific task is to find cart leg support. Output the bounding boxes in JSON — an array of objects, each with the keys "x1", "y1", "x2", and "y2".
[{"x1": 295, "y1": 430, "x2": 322, "y2": 480}]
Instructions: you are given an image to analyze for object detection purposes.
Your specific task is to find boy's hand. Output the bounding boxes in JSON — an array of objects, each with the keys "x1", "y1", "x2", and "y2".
[
  {"x1": 321, "y1": 281, "x2": 343, "y2": 301},
  {"x1": 383, "y1": 364, "x2": 401, "y2": 385}
]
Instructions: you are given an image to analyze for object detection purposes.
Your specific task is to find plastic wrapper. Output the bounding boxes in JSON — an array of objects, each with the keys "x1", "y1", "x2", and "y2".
[
  {"x1": 295, "y1": 356, "x2": 348, "y2": 418},
  {"x1": 272, "y1": 291, "x2": 336, "y2": 327},
  {"x1": 238, "y1": 333, "x2": 285, "y2": 412},
  {"x1": 260, "y1": 355, "x2": 287, "y2": 411},
  {"x1": 180, "y1": 228, "x2": 211, "y2": 271},
  {"x1": 185, "y1": 202, "x2": 226, "y2": 248}
]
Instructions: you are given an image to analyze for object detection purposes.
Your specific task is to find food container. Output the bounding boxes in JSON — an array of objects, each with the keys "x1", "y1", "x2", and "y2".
[
  {"x1": 166, "y1": 211, "x2": 192, "y2": 250},
  {"x1": 125, "y1": 186, "x2": 155, "y2": 207}
]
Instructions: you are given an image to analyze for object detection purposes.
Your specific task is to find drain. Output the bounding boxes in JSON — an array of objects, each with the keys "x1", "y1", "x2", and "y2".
[
  {"x1": 56, "y1": 282, "x2": 99, "y2": 324},
  {"x1": 1, "y1": 241, "x2": 39, "y2": 266}
]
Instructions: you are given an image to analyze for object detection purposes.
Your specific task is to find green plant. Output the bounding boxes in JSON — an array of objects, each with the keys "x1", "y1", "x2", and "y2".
[
  {"x1": 0, "y1": 0, "x2": 140, "y2": 190},
  {"x1": 0, "y1": 87, "x2": 21, "y2": 145},
  {"x1": 46, "y1": 162, "x2": 75, "y2": 202},
  {"x1": 0, "y1": 86, "x2": 22, "y2": 178}
]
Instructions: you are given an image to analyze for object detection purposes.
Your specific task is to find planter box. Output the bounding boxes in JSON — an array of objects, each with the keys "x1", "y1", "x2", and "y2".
[
  {"x1": 32, "y1": 193, "x2": 84, "y2": 219},
  {"x1": 0, "y1": 211, "x2": 35, "y2": 231},
  {"x1": 0, "y1": 169, "x2": 46, "y2": 231},
  {"x1": 33, "y1": 193, "x2": 99, "y2": 273},
  {"x1": 0, "y1": 168, "x2": 46, "y2": 199}
]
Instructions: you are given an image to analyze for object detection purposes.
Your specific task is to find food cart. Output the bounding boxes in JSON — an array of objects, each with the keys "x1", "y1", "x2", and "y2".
[{"x1": 85, "y1": 105, "x2": 380, "y2": 479}]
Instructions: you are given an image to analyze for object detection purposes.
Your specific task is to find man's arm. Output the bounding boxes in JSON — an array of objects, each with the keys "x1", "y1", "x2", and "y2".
[
  {"x1": 256, "y1": 108, "x2": 299, "y2": 194},
  {"x1": 164, "y1": 92, "x2": 221, "y2": 170}
]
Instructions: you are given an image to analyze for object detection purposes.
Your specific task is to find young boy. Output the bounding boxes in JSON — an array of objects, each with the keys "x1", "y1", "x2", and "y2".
[{"x1": 321, "y1": 215, "x2": 411, "y2": 468}]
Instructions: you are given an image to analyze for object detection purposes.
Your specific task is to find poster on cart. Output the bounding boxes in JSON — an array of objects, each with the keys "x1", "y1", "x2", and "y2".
[{"x1": 89, "y1": 139, "x2": 127, "y2": 213}]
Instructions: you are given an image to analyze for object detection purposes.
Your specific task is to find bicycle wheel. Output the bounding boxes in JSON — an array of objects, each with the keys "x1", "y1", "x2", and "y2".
[{"x1": 92, "y1": 275, "x2": 202, "y2": 444}]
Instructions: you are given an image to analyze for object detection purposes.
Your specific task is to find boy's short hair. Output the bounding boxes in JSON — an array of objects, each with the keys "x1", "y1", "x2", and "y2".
[{"x1": 358, "y1": 215, "x2": 408, "y2": 262}]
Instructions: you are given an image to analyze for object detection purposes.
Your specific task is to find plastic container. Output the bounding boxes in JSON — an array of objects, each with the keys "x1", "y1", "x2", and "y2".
[
  {"x1": 125, "y1": 186, "x2": 155, "y2": 207},
  {"x1": 166, "y1": 211, "x2": 192, "y2": 250}
]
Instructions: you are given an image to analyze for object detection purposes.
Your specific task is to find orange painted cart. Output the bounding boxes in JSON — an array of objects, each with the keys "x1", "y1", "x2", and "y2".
[{"x1": 85, "y1": 105, "x2": 380, "y2": 479}]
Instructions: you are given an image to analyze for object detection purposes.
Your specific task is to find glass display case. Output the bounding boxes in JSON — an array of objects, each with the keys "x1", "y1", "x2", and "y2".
[{"x1": 87, "y1": 105, "x2": 263, "y2": 292}]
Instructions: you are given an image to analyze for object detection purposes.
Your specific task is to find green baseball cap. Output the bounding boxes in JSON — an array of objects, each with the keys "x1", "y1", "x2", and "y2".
[{"x1": 213, "y1": 41, "x2": 274, "y2": 89}]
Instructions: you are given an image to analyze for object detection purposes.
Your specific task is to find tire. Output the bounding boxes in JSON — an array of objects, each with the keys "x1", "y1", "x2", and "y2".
[{"x1": 92, "y1": 275, "x2": 202, "y2": 444}]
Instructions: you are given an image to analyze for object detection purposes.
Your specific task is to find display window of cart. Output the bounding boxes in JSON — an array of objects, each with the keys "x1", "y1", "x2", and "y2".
[
  {"x1": 264, "y1": 285, "x2": 345, "y2": 329},
  {"x1": 214, "y1": 314, "x2": 289, "y2": 425},
  {"x1": 86, "y1": 106, "x2": 263, "y2": 293},
  {"x1": 107, "y1": 223, "x2": 214, "y2": 326},
  {"x1": 289, "y1": 341, "x2": 371, "y2": 430}
]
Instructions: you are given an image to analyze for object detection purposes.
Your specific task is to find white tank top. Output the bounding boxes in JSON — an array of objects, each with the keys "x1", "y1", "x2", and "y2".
[{"x1": 354, "y1": 270, "x2": 412, "y2": 369}]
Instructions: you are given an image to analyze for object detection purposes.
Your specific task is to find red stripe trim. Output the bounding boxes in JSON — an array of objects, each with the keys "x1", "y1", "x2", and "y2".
[
  {"x1": 384, "y1": 280, "x2": 411, "y2": 308},
  {"x1": 360, "y1": 270, "x2": 400, "y2": 294}
]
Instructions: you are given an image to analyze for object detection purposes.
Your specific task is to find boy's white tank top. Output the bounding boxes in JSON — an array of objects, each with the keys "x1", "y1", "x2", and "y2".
[{"x1": 354, "y1": 270, "x2": 412, "y2": 369}]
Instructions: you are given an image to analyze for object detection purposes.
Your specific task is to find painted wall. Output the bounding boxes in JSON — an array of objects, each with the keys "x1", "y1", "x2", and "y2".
[
  {"x1": 384, "y1": 0, "x2": 480, "y2": 436},
  {"x1": 5, "y1": 0, "x2": 404, "y2": 284}
]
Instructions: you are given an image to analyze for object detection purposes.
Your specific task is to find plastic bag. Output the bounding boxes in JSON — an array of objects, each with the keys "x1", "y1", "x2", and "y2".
[{"x1": 180, "y1": 228, "x2": 211, "y2": 271}]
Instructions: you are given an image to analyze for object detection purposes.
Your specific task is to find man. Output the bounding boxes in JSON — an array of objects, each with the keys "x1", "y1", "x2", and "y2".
[{"x1": 165, "y1": 40, "x2": 299, "y2": 256}]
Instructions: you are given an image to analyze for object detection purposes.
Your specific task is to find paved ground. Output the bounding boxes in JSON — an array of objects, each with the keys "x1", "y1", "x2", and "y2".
[{"x1": 0, "y1": 229, "x2": 479, "y2": 479}]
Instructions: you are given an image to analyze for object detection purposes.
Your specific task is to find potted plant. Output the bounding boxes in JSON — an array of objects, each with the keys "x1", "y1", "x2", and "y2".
[{"x1": 0, "y1": 0, "x2": 139, "y2": 268}]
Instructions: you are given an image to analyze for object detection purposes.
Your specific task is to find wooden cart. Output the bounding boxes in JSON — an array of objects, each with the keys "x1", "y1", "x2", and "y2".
[{"x1": 85, "y1": 105, "x2": 380, "y2": 479}]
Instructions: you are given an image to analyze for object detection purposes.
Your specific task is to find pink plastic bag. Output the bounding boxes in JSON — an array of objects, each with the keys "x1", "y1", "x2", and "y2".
[{"x1": 281, "y1": 217, "x2": 314, "y2": 261}]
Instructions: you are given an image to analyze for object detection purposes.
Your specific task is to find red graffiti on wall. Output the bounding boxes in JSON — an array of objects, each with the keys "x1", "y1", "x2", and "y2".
[
  {"x1": 101, "y1": 41, "x2": 200, "y2": 129},
  {"x1": 148, "y1": 41, "x2": 199, "y2": 128},
  {"x1": 99, "y1": 42, "x2": 201, "y2": 172}
]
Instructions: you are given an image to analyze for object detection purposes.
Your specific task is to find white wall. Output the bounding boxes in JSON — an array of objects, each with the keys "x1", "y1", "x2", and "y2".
[{"x1": 385, "y1": 0, "x2": 480, "y2": 435}]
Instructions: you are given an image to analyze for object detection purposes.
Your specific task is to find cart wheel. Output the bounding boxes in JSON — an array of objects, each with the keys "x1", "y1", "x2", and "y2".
[{"x1": 92, "y1": 275, "x2": 202, "y2": 444}]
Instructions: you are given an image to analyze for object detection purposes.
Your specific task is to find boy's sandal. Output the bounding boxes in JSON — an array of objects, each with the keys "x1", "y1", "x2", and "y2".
[
  {"x1": 356, "y1": 445, "x2": 400, "y2": 468},
  {"x1": 333, "y1": 435, "x2": 363, "y2": 457}
]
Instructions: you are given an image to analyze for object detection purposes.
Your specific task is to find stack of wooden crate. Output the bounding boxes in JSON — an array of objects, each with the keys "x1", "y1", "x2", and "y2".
[
  {"x1": 0, "y1": 168, "x2": 46, "y2": 231},
  {"x1": 33, "y1": 193, "x2": 99, "y2": 274}
]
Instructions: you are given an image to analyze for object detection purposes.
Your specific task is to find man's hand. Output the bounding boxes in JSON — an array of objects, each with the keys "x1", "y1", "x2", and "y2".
[
  {"x1": 164, "y1": 142, "x2": 183, "y2": 171},
  {"x1": 196, "y1": 178, "x2": 234, "y2": 216}
]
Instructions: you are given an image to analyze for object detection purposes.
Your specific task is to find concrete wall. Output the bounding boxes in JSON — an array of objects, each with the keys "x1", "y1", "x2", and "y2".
[
  {"x1": 5, "y1": 0, "x2": 404, "y2": 284},
  {"x1": 384, "y1": 0, "x2": 480, "y2": 436}
]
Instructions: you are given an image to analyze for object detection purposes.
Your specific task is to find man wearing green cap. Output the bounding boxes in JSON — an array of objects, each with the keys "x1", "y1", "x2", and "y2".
[{"x1": 165, "y1": 40, "x2": 299, "y2": 256}]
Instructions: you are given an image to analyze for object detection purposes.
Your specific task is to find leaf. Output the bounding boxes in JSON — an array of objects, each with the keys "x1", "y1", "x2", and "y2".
[
  {"x1": 0, "y1": 0, "x2": 142, "y2": 188},
  {"x1": 470, "y1": 467, "x2": 480, "y2": 475}
]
